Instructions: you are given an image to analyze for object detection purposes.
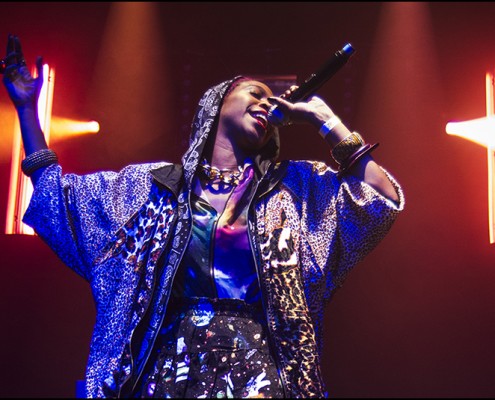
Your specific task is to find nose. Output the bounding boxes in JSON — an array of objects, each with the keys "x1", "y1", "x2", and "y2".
[{"x1": 259, "y1": 97, "x2": 272, "y2": 111}]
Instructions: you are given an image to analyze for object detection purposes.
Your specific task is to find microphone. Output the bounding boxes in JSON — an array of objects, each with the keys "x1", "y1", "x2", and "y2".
[{"x1": 267, "y1": 42, "x2": 356, "y2": 126}]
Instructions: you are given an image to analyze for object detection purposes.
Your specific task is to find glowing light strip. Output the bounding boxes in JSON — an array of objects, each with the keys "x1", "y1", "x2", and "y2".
[
  {"x1": 486, "y1": 72, "x2": 495, "y2": 243},
  {"x1": 445, "y1": 72, "x2": 495, "y2": 243},
  {"x1": 5, "y1": 115, "x2": 22, "y2": 234},
  {"x1": 5, "y1": 64, "x2": 55, "y2": 235}
]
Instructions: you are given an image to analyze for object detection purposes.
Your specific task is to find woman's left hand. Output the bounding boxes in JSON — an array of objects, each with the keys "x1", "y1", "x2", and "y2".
[
  {"x1": 2, "y1": 34, "x2": 44, "y2": 110},
  {"x1": 267, "y1": 88, "x2": 334, "y2": 129}
]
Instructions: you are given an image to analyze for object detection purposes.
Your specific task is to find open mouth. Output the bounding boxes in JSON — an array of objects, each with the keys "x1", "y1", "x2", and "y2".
[{"x1": 250, "y1": 111, "x2": 268, "y2": 130}]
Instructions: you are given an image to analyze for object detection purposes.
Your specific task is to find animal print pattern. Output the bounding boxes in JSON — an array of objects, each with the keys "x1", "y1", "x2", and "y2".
[
  {"x1": 258, "y1": 208, "x2": 326, "y2": 397},
  {"x1": 253, "y1": 160, "x2": 405, "y2": 397},
  {"x1": 23, "y1": 74, "x2": 405, "y2": 398},
  {"x1": 96, "y1": 184, "x2": 177, "y2": 396}
]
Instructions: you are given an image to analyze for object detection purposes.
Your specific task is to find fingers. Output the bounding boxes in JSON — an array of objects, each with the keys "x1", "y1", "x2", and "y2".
[
  {"x1": 280, "y1": 85, "x2": 298, "y2": 99},
  {"x1": 267, "y1": 97, "x2": 293, "y2": 127},
  {"x1": 267, "y1": 96, "x2": 293, "y2": 111},
  {"x1": 35, "y1": 56, "x2": 43, "y2": 78},
  {"x1": 2, "y1": 34, "x2": 27, "y2": 81},
  {"x1": 5, "y1": 34, "x2": 24, "y2": 65},
  {"x1": 34, "y1": 56, "x2": 45, "y2": 94},
  {"x1": 6, "y1": 33, "x2": 13, "y2": 58},
  {"x1": 13, "y1": 35, "x2": 23, "y2": 58},
  {"x1": 3, "y1": 34, "x2": 25, "y2": 67}
]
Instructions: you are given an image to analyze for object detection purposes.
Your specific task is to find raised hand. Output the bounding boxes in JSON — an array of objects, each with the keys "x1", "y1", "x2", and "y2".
[{"x1": 1, "y1": 34, "x2": 44, "y2": 109}]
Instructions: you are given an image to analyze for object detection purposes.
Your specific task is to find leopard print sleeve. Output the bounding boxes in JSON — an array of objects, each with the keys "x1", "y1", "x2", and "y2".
[
  {"x1": 284, "y1": 160, "x2": 404, "y2": 302},
  {"x1": 330, "y1": 167, "x2": 405, "y2": 292},
  {"x1": 22, "y1": 162, "x2": 168, "y2": 280}
]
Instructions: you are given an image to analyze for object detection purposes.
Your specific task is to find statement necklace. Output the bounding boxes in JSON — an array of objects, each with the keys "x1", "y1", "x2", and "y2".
[{"x1": 200, "y1": 158, "x2": 246, "y2": 186}]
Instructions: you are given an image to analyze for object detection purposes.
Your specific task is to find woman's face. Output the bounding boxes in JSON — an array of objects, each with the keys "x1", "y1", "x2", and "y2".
[{"x1": 217, "y1": 80, "x2": 275, "y2": 152}]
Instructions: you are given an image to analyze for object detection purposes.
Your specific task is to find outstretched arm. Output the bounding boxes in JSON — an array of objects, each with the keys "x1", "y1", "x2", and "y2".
[{"x1": 2, "y1": 34, "x2": 52, "y2": 185}]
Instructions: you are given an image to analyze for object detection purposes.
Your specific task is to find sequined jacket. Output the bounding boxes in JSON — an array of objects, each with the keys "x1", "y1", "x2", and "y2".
[{"x1": 23, "y1": 78, "x2": 404, "y2": 398}]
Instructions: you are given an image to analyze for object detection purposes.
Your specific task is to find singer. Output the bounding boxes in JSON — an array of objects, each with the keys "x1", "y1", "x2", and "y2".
[{"x1": 2, "y1": 34, "x2": 404, "y2": 398}]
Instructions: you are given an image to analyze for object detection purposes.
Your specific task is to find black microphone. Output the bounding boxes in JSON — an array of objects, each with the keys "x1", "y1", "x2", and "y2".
[{"x1": 268, "y1": 43, "x2": 356, "y2": 125}]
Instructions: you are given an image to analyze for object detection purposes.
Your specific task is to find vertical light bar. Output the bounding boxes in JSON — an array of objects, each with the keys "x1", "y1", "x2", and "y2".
[
  {"x1": 486, "y1": 71, "x2": 495, "y2": 243},
  {"x1": 5, "y1": 64, "x2": 55, "y2": 235}
]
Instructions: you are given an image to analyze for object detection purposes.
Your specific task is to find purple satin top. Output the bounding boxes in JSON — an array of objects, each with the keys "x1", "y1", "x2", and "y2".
[{"x1": 171, "y1": 165, "x2": 261, "y2": 304}]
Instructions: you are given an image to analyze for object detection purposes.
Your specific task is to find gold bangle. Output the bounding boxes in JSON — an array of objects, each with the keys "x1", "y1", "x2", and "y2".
[{"x1": 331, "y1": 132, "x2": 365, "y2": 164}]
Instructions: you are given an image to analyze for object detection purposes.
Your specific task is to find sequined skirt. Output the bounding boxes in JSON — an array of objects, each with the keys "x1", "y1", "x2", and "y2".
[{"x1": 138, "y1": 297, "x2": 285, "y2": 398}]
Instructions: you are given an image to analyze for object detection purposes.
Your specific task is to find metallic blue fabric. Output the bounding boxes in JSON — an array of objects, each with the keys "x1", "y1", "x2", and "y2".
[{"x1": 172, "y1": 192, "x2": 261, "y2": 304}]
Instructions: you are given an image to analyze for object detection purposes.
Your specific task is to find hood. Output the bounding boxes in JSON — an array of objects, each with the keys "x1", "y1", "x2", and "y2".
[{"x1": 180, "y1": 76, "x2": 280, "y2": 188}]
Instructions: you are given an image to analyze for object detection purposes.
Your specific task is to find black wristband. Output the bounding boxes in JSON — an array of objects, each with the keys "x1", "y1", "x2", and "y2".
[{"x1": 21, "y1": 148, "x2": 58, "y2": 177}]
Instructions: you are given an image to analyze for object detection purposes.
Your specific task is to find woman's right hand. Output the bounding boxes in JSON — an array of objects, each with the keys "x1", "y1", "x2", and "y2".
[{"x1": 2, "y1": 34, "x2": 44, "y2": 110}]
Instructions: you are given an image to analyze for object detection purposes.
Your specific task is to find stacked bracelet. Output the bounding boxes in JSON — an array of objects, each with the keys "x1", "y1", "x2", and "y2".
[
  {"x1": 318, "y1": 115, "x2": 342, "y2": 138},
  {"x1": 331, "y1": 131, "x2": 365, "y2": 164},
  {"x1": 21, "y1": 148, "x2": 58, "y2": 177},
  {"x1": 337, "y1": 143, "x2": 380, "y2": 177}
]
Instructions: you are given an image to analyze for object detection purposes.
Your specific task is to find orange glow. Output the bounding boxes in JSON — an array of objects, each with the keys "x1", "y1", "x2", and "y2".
[
  {"x1": 88, "y1": 2, "x2": 172, "y2": 159},
  {"x1": 5, "y1": 64, "x2": 55, "y2": 235},
  {"x1": 50, "y1": 117, "x2": 100, "y2": 139}
]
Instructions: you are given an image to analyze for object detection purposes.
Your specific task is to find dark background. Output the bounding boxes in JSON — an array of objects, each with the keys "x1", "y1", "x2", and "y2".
[{"x1": 1, "y1": 2, "x2": 495, "y2": 398}]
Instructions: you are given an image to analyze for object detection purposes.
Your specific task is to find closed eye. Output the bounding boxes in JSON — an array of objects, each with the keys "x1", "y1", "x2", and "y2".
[{"x1": 249, "y1": 90, "x2": 263, "y2": 99}]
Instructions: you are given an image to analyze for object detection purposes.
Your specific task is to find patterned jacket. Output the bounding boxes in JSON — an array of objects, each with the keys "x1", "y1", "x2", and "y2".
[{"x1": 23, "y1": 77, "x2": 404, "y2": 398}]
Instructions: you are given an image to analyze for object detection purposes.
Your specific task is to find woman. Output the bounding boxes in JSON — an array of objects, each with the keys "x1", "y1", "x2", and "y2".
[{"x1": 2, "y1": 34, "x2": 404, "y2": 398}]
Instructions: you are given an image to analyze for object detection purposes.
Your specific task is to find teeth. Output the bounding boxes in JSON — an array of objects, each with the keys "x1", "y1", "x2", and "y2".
[{"x1": 252, "y1": 112, "x2": 267, "y2": 124}]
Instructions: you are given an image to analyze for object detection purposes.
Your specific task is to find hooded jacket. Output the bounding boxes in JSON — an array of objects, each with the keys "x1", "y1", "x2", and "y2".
[{"x1": 23, "y1": 77, "x2": 404, "y2": 398}]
